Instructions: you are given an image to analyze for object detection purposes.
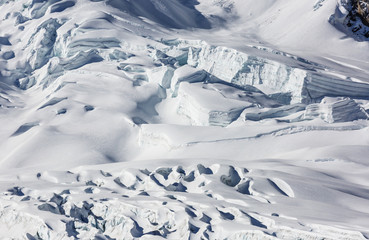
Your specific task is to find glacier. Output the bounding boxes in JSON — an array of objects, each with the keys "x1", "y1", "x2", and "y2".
[
  {"x1": 0, "y1": 0, "x2": 369, "y2": 239},
  {"x1": 1, "y1": 162, "x2": 368, "y2": 239}
]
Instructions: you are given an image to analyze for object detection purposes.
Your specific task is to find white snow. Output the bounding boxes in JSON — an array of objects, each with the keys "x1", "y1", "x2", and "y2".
[{"x1": 0, "y1": 0, "x2": 369, "y2": 239}]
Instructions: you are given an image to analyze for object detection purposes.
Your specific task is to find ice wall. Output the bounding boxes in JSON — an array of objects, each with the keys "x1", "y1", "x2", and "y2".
[
  {"x1": 305, "y1": 73, "x2": 369, "y2": 100},
  {"x1": 304, "y1": 97, "x2": 368, "y2": 123},
  {"x1": 169, "y1": 41, "x2": 369, "y2": 104},
  {"x1": 187, "y1": 43, "x2": 307, "y2": 104}
]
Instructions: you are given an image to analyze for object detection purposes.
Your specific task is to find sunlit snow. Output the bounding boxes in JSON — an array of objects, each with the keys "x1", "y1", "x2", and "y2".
[{"x1": 0, "y1": 0, "x2": 369, "y2": 239}]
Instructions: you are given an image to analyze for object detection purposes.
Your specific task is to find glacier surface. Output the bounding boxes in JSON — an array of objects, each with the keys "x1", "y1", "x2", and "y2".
[{"x1": 0, "y1": 0, "x2": 368, "y2": 239}]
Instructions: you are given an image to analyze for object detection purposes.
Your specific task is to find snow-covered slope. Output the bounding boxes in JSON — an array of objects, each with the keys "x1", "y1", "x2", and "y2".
[{"x1": 0, "y1": 0, "x2": 369, "y2": 239}]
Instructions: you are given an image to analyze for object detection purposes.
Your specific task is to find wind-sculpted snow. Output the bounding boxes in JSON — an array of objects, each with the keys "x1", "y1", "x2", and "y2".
[{"x1": 0, "y1": 0, "x2": 369, "y2": 238}]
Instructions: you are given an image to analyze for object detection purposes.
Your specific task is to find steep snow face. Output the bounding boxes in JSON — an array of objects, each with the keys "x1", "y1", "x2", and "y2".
[
  {"x1": 106, "y1": 0, "x2": 212, "y2": 29},
  {"x1": 1, "y1": 0, "x2": 369, "y2": 239}
]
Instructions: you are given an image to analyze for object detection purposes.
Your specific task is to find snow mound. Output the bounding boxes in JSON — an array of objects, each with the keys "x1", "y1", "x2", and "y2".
[{"x1": 0, "y1": 161, "x2": 367, "y2": 239}]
